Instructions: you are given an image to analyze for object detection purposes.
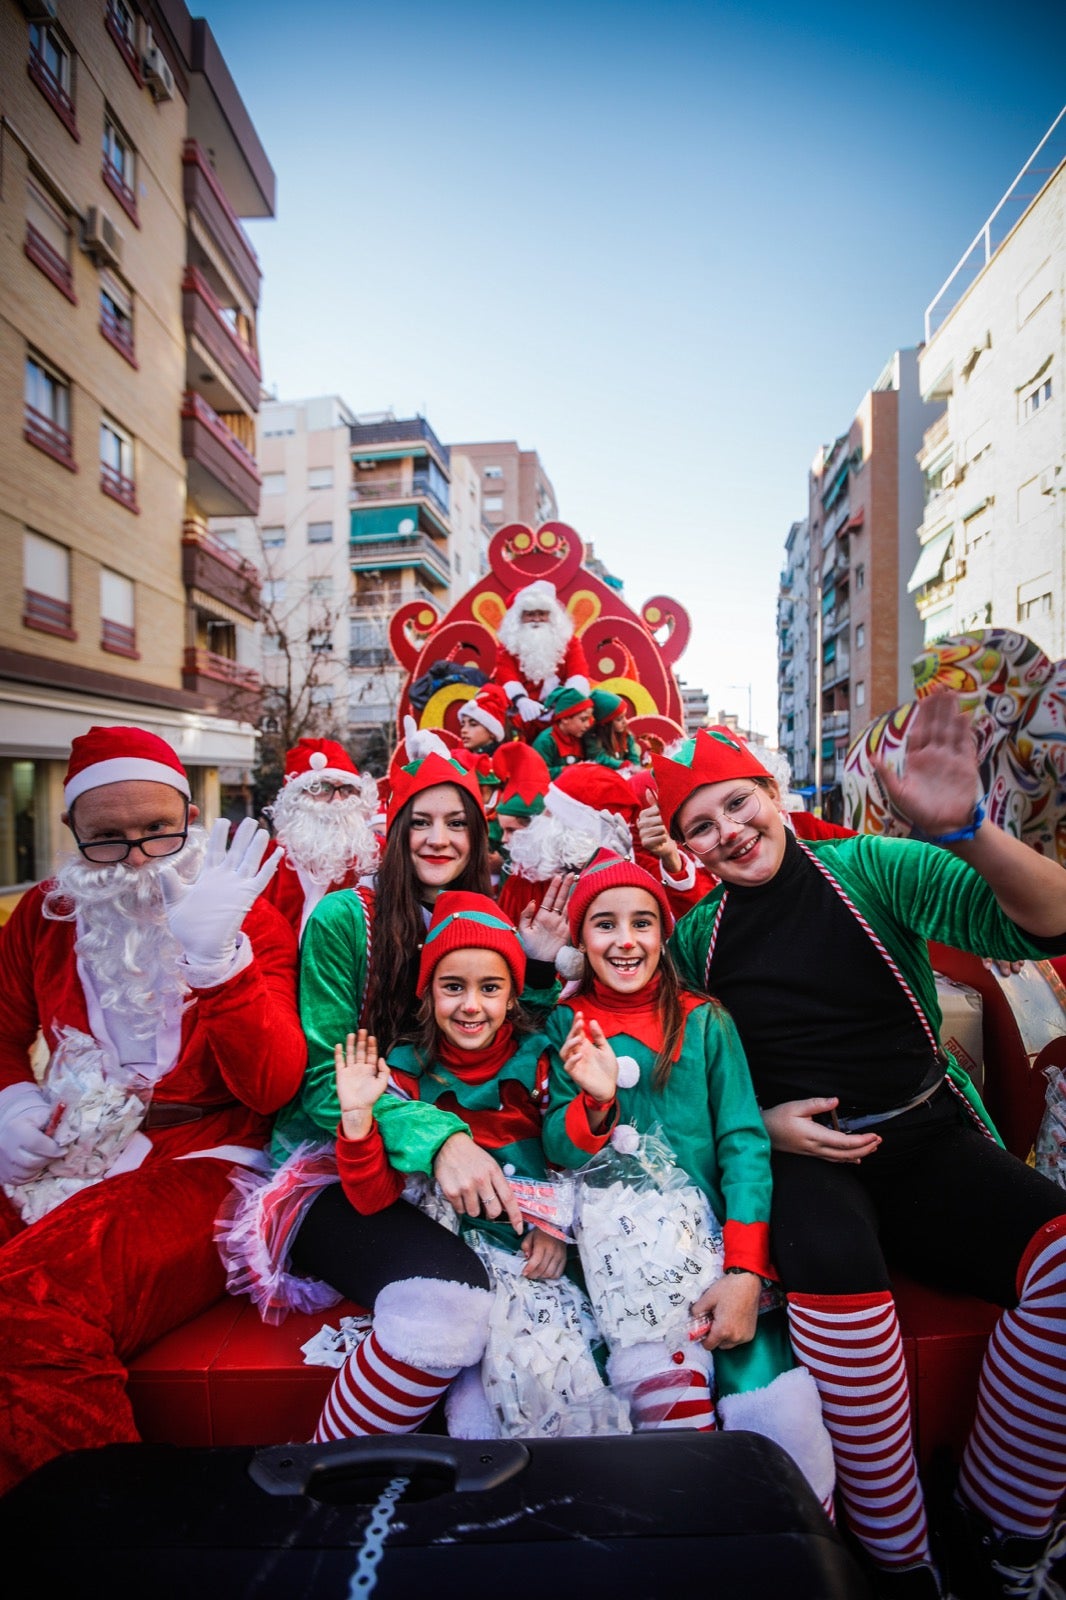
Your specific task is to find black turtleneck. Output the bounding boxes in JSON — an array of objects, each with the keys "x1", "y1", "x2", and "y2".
[{"x1": 707, "y1": 831, "x2": 938, "y2": 1114}]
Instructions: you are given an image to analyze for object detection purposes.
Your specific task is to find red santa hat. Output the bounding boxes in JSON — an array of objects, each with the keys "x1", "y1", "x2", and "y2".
[
  {"x1": 547, "y1": 762, "x2": 642, "y2": 835},
  {"x1": 508, "y1": 579, "x2": 560, "y2": 617},
  {"x1": 458, "y1": 683, "x2": 509, "y2": 742},
  {"x1": 283, "y1": 737, "x2": 361, "y2": 787},
  {"x1": 568, "y1": 848, "x2": 675, "y2": 944},
  {"x1": 64, "y1": 725, "x2": 190, "y2": 808},
  {"x1": 651, "y1": 727, "x2": 773, "y2": 836},
  {"x1": 416, "y1": 891, "x2": 526, "y2": 996},
  {"x1": 386, "y1": 753, "x2": 485, "y2": 834}
]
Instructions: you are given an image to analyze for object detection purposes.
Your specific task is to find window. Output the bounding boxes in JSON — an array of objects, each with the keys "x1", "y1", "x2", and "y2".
[
  {"x1": 100, "y1": 415, "x2": 137, "y2": 510},
  {"x1": 28, "y1": 21, "x2": 76, "y2": 136},
  {"x1": 99, "y1": 272, "x2": 135, "y2": 364},
  {"x1": 211, "y1": 527, "x2": 238, "y2": 552},
  {"x1": 855, "y1": 681, "x2": 866, "y2": 708},
  {"x1": 309, "y1": 685, "x2": 334, "y2": 708},
  {"x1": 1019, "y1": 592, "x2": 1052, "y2": 623},
  {"x1": 261, "y1": 525, "x2": 285, "y2": 547},
  {"x1": 261, "y1": 473, "x2": 286, "y2": 495},
  {"x1": 23, "y1": 529, "x2": 74, "y2": 639},
  {"x1": 855, "y1": 563, "x2": 865, "y2": 591},
  {"x1": 1023, "y1": 377, "x2": 1053, "y2": 418},
  {"x1": 308, "y1": 468, "x2": 333, "y2": 490},
  {"x1": 483, "y1": 466, "x2": 503, "y2": 480},
  {"x1": 965, "y1": 506, "x2": 992, "y2": 549},
  {"x1": 263, "y1": 580, "x2": 286, "y2": 604},
  {"x1": 24, "y1": 352, "x2": 73, "y2": 468},
  {"x1": 25, "y1": 177, "x2": 75, "y2": 301},
  {"x1": 102, "y1": 110, "x2": 137, "y2": 223},
  {"x1": 855, "y1": 624, "x2": 865, "y2": 649},
  {"x1": 100, "y1": 568, "x2": 137, "y2": 656},
  {"x1": 307, "y1": 521, "x2": 333, "y2": 543},
  {"x1": 483, "y1": 496, "x2": 504, "y2": 512},
  {"x1": 309, "y1": 629, "x2": 333, "y2": 654},
  {"x1": 105, "y1": 0, "x2": 141, "y2": 83}
]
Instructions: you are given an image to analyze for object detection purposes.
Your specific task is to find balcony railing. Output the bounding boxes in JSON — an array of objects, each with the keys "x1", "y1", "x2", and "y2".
[
  {"x1": 182, "y1": 521, "x2": 261, "y2": 619},
  {"x1": 350, "y1": 473, "x2": 450, "y2": 522},
  {"x1": 182, "y1": 266, "x2": 260, "y2": 411},
  {"x1": 183, "y1": 141, "x2": 261, "y2": 305},
  {"x1": 183, "y1": 648, "x2": 260, "y2": 690},
  {"x1": 23, "y1": 588, "x2": 76, "y2": 640},
  {"x1": 822, "y1": 710, "x2": 850, "y2": 737},
  {"x1": 100, "y1": 460, "x2": 138, "y2": 512},
  {"x1": 350, "y1": 414, "x2": 449, "y2": 466},
  {"x1": 24, "y1": 403, "x2": 75, "y2": 470},
  {"x1": 24, "y1": 224, "x2": 76, "y2": 302},
  {"x1": 349, "y1": 533, "x2": 449, "y2": 586},
  {"x1": 181, "y1": 390, "x2": 261, "y2": 518},
  {"x1": 920, "y1": 411, "x2": 950, "y2": 458},
  {"x1": 101, "y1": 618, "x2": 138, "y2": 657}
]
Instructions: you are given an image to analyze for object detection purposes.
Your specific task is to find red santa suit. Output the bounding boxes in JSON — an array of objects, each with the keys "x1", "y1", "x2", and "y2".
[
  {"x1": 0, "y1": 885, "x2": 305, "y2": 1492},
  {"x1": 493, "y1": 632, "x2": 590, "y2": 710},
  {"x1": 257, "y1": 838, "x2": 361, "y2": 937}
]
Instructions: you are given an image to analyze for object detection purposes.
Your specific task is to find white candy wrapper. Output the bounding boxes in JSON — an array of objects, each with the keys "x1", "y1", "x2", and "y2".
[
  {"x1": 3, "y1": 1027, "x2": 150, "y2": 1224},
  {"x1": 401, "y1": 1170, "x2": 461, "y2": 1233},
  {"x1": 573, "y1": 1123, "x2": 725, "y2": 1352},
  {"x1": 1035, "y1": 1064, "x2": 1066, "y2": 1189},
  {"x1": 470, "y1": 1236, "x2": 632, "y2": 1439},
  {"x1": 301, "y1": 1313, "x2": 374, "y2": 1369}
]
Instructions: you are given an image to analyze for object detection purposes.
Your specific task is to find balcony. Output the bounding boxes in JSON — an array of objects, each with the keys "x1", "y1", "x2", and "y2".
[
  {"x1": 823, "y1": 656, "x2": 851, "y2": 690},
  {"x1": 350, "y1": 414, "x2": 449, "y2": 469},
  {"x1": 350, "y1": 474, "x2": 450, "y2": 533},
  {"x1": 24, "y1": 404, "x2": 75, "y2": 472},
  {"x1": 350, "y1": 531, "x2": 449, "y2": 589},
  {"x1": 182, "y1": 647, "x2": 261, "y2": 720},
  {"x1": 24, "y1": 224, "x2": 76, "y2": 304},
  {"x1": 182, "y1": 522, "x2": 261, "y2": 620},
  {"x1": 183, "y1": 267, "x2": 261, "y2": 413},
  {"x1": 23, "y1": 588, "x2": 75, "y2": 641},
  {"x1": 919, "y1": 411, "x2": 950, "y2": 463},
  {"x1": 822, "y1": 710, "x2": 850, "y2": 738},
  {"x1": 182, "y1": 390, "x2": 261, "y2": 517},
  {"x1": 183, "y1": 140, "x2": 261, "y2": 307}
]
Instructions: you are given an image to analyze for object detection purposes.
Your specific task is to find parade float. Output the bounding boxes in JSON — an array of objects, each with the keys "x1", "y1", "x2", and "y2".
[{"x1": 387, "y1": 519, "x2": 691, "y2": 756}]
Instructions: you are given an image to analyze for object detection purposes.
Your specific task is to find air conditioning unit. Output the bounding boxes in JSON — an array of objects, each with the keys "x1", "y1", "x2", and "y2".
[
  {"x1": 142, "y1": 39, "x2": 175, "y2": 102},
  {"x1": 19, "y1": 0, "x2": 59, "y2": 21},
  {"x1": 82, "y1": 206, "x2": 124, "y2": 270}
]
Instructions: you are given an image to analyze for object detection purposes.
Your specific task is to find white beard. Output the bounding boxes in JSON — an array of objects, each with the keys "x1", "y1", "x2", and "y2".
[
  {"x1": 507, "y1": 810, "x2": 634, "y2": 881},
  {"x1": 265, "y1": 783, "x2": 379, "y2": 887},
  {"x1": 498, "y1": 605, "x2": 573, "y2": 686},
  {"x1": 43, "y1": 829, "x2": 208, "y2": 1045}
]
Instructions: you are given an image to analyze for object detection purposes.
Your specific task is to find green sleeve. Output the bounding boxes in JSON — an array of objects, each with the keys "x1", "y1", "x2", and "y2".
[
  {"x1": 295, "y1": 891, "x2": 371, "y2": 1137},
  {"x1": 541, "y1": 1005, "x2": 594, "y2": 1170},
  {"x1": 373, "y1": 1092, "x2": 469, "y2": 1174},
  {"x1": 668, "y1": 895, "x2": 720, "y2": 993},
  {"x1": 531, "y1": 728, "x2": 563, "y2": 778}
]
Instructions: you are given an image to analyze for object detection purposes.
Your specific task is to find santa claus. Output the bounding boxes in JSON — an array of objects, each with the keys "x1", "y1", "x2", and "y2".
[
  {"x1": 260, "y1": 738, "x2": 379, "y2": 935},
  {"x1": 0, "y1": 725, "x2": 304, "y2": 1492},
  {"x1": 492, "y1": 580, "x2": 590, "y2": 730}
]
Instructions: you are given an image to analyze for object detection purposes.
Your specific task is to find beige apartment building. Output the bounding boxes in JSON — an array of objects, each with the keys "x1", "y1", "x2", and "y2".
[
  {"x1": 911, "y1": 118, "x2": 1066, "y2": 659},
  {"x1": 450, "y1": 439, "x2": 558, "y2": 532},
  {"x1": 0, "y1": 0, "x2": 273, "y2": 888}
]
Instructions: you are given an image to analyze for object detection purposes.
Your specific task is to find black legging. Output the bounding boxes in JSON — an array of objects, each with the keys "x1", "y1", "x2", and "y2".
[
  {"x1": 770, "y1": 1085, "x2": 1066, "y2": 1304},
  {"x1": 289, "y1": 1182, "x2": 489, "y2": 1308}
]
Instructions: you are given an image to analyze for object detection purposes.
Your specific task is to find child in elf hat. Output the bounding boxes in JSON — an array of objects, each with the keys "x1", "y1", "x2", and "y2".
[
  {"x1": 531, "y1": 687, "x2": 596, "y2": 777},
  {"x1": 583, "y1": 690, "x2": 643, "y2": 770},
  {"x1": 542, "y1": 849, "x2": 835, "y2": 1509},
  {"x1": 316, "y1": 892, "x2": 566, "y2": 1442},
  {"x1": 458, "y1": 683, "x2": 510, "y2": 757}
]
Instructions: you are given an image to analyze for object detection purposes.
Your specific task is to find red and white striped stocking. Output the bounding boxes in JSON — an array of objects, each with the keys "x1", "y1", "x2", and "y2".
[
  {"x1": 788, "y1": 1290, "x2": 930, "y2": 1571},
  {"x1": 610, "y1": 1344, "x2": 716, "y2": 1431},
  {"x1": 315, "y1": 1326, "x2": 458, "y2": 1441},
  {"x1": 959, "y1": 1216, "x2": 1066, "y2": 1539}
]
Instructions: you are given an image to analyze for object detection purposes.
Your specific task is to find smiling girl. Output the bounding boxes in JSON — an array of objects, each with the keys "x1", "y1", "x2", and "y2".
[{"x1": 541, "y1": 850, "x2": 834, "y2": 1504}]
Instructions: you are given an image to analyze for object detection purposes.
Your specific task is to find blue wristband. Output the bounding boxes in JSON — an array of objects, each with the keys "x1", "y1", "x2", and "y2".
[{"x1": 920, "y1": 801, "x2": 986, "y2": 846}]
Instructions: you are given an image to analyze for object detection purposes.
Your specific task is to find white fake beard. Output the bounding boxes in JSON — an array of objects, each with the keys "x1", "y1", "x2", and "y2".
[
  {"x1": 43, "y1": 828, "x2": 208, "y2": 1043},
  {"x1": 266, "y1": 783, "x2": 380, "y2": 887},
  {"x1": 507, "y1": 809, "x2": 634, "y2": 880},
  {"x1": 498, "y1": 606, "x2": 573, "y2": 685}
]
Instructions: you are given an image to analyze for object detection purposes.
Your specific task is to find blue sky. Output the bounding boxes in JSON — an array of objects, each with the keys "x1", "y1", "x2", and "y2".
[{"x1": 204, "y1": 0, "x2": 1066, "y2": 740}]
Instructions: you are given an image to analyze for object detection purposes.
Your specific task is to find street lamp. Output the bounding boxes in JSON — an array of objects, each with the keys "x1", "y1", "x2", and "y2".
[{"x1": 728, "y1": 683, "x2": 753, "y2": 739}]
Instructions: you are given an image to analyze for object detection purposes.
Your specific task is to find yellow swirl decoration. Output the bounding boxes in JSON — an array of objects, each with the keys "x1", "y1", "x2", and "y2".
[
  {"x1": 644, "y1": 605, "x2": 662, "y2": 626},
  {"x1": 567, "y1": 588, "x2": 601, "y2": 635},
  {"x1": 472, "y1": 591, "x2": 506, "y2": 634},
  {"x1": 420, "y1": 683, "x2": 477, "y2": 729},
  {"x1": 512, "y1": 531, "x2": 532, "y2": 550},
  {"x1": 539, "y1": 529, "x2": 558, "y2": 549},
  {"x1": 595, "y1": 676, "x2": 658, "y2": 716}
]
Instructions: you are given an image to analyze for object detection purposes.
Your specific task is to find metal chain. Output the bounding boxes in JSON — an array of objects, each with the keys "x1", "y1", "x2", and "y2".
[{"x1": 346, "y1": 1473, "x2": 409, "y2": 1599}]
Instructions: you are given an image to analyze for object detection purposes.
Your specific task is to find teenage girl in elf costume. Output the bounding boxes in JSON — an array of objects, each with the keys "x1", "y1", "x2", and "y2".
[
  {"x1": 658, "y1": 698, "x2": 1066, "y2": 1600},
  {"x1": 541, "y1": 849, "x2": 835, "y2": 1508},
  {"x1": 318, "y1": 892, "x2": 566, "y2": 1440},
  {"x1": 583, "y1": 689, "x2": 644, "y2": 770}
]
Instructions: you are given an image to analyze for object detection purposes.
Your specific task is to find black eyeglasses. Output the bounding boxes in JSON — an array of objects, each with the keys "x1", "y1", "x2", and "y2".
[{"x1": 73, "y1": 800, "x2": 190, "y2": 864}]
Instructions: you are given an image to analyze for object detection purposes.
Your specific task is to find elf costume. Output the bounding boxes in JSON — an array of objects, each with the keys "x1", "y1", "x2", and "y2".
[{"x1": 531, "y1": 686, "x2": 595, "y2": 778}]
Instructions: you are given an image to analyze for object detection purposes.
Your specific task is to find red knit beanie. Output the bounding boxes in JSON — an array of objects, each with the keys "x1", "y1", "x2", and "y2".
[
  {"x1": 568, "y1": 848, "x2": 675, "y2": 944},
  {"x1": 416, "y1": 891, "x2": 527, "y2": 996},
  {"x1": 64, "y1": 726, "x2": 190, "y2": 808}
]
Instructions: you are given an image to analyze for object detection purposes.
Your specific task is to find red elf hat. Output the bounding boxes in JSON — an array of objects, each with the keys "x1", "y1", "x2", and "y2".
[
  {"x1": 650, "y1": 728, "x2": 773, "y2": 836},
  {"x1": 493, "y1": 742, "x2": 551, "y2": 819},
  {"x1": 386, "y1": 753, "x2": 485, "y2": 834},
  {"x1": 567, "y1": 847, "x2": 676, "y2": 944},
  {"x1": 64, "y1": 725, "x2": 190, "y2": 808},
  {"x1": 416, "y1": 891, "x2": 527, "y2": 995}
]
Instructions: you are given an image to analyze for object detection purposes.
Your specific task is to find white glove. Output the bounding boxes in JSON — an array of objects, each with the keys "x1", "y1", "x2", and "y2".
[
  {"x1": 0, "y1": 1081, "x2": 61, "y2": 1186},
  {"x1": 514, "y1": 696, "x2": 545, "y2": 724},
  {"x1": 402, "y1": 713, "x2": 451, "y2": 763},
  {"x1": 564, "y1": 675, "x2": 590, "y2": 696},
  {"x1": 159, "y1": 817, "x2": 280, "y2": 969}
]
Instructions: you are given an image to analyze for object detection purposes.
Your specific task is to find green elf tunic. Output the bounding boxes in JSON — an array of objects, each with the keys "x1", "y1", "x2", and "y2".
[
  {"x1": 541, "y1": 982, "x2": 794, "y2": 1397},
  {"x1": 531, "y1": 724, "x2": 585, "y2": 779}
]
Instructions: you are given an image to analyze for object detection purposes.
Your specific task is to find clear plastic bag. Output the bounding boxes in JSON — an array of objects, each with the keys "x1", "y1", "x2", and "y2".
[
  {"x1": 470, "y1": 1236, "x2": 632, "y2": 1439},
  {"x1": 3, "y1": 1026, "x2": 150, "y2": 1223},
  {"x1": 572, "y1": 1122, "x2": 725, "y2": 1351},
  {"x1": 1035, "y1": 1064, "x2": 1066, "y2": 1188}
]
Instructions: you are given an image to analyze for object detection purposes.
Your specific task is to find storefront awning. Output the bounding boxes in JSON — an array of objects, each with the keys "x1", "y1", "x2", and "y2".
[{"x1": 907, "y1": 528, "x2": 953, "y2": 593}]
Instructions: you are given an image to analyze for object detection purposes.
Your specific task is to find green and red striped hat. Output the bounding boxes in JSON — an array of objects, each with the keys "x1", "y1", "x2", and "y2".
[{"x1": 416, "y1": 891, "x2": 527, "y2": 995}]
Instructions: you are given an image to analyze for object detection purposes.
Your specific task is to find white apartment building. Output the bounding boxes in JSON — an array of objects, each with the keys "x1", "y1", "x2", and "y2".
[
  {"x1": 912, "y1": 116, "x2": 1066, "y2": 659},
  {"x1": 447, "y1": 452, "x2": 489, "y2": 598},
  {"x1": 778, "y1": 518, "x2": 812, "y2": 786}
]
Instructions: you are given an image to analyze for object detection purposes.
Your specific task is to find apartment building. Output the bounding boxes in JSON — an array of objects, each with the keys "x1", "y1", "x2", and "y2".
[
  {"x1": 911, "y1": 119, "x2": 1065, "y2": 659},
  {"x1": 777, "y1": 518, "x2": 812, "y2": 786},
  {"x1": 807, "y1": 350, "x2": 934, "y2": 788},
  {"x1": 449, "y1": 439, "x2": 558, "y2": 532},
  {"x1": 0, "y1": 0, "x2": 273, "y2": 886},
  {"x1": 447, "y1": 451, "x2": 489, "y2": 599},
  {"x1": 348, "y1": 412, "x2": 454, "y2": 764}
]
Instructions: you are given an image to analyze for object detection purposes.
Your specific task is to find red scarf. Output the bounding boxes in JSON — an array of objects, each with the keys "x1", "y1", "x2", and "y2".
[{"x1": 435, "y1": 1020, "x2": 517, "y2": 1083}]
